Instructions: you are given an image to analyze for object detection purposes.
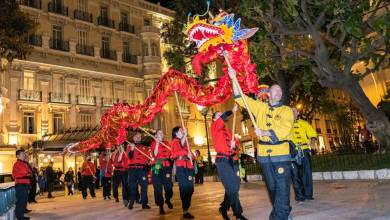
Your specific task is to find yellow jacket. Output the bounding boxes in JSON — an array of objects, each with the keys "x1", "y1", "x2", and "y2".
[
  {"x1": 291, "y1": 119, "x2": 317, "y2": 150},
  {"x1": 235, "y1": 94, "x2": 294, "y2": 161}
]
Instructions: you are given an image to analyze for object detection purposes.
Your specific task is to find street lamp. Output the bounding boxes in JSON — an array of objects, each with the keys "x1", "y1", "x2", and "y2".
[{"x1": 196, "y1": 104, "x2": 212, "y2": 172}]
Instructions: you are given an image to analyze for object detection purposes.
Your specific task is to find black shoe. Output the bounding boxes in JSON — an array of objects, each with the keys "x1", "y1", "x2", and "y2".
[
  {"x1": 127, "y1": 200, "x2": 134, "y2": 210},
  {"x1": 115, "y1": 198, "x2": 119, "y2": 203},
  {"x1": 24, "y1": 209, "x2": 32, "y2": 213},
  {"x1": 165, "y1": 201, "x2": 173, "y2": 209},
  {"x1": 219, "y1": 207, "x2": 229, "y2": 220},
  {"x1": 183, "y1": 212, "x2": 195, "y2": 219},
  {"x1": 107, "y1": 196, "x2": 111, "y2": 200},
  {"x1": 237, "y1": 215, "x2": 248, "y2": 220},
  {"x1": 159, "y1": 207, "x2": 165, "y2": 215},
  {"x1": 48, "y1": 195, "x2": 54, "y2": 199},
  {"x1": 142, "y1": 204, "x2": 151, "y2": 209}
]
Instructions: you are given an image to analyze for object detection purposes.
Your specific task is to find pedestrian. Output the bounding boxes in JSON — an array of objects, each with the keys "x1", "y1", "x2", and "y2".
[
  {"x1": 64, "y1": 167, "x2": 75, "y2": 196},
  {"x1": 211, "y1": 104, "x2": 247, "y2": 220},
  {"x1": 151, "y1": 129, "x2": 174, "y2": 215},
  {"x1": 290, "y1": 108, "x2": 317, "y2": 202},
  {"x1": 12, "y1": 149, "x2": 32, "y2": 220},
  {"x1": 28, "y1": 166, "x2": 38, "y2": 203},
  {"x1": 100, "y1": 151, "x2": 114, "y2": 200},
  {"x1": 112, "y1": 144, "x2": 129, "y2": 205},
  {"x1": 194, "y1": 150, "x2": 204, "y2": 184},
  {"x1": 231, "y1": 75, "x2": 294, "y2": 220},
  {"x1": 45, "y1": 162, "x2": 56, "y2": 198},
  {"x1": 171, "y1": 126, "x2": 195, "y2": 219},
  {"x1": 77, "y1": 168, "x2": 82, "y2": 191},
  {"x1": 127, "y1": 132, "x2": 151, "y2": 209},
  {"x1": 81, "y1": 156, "x2": 96, "y2": 199},
  {"x1": 38, "y1": 169, "x2": 46, "y2": 196}
]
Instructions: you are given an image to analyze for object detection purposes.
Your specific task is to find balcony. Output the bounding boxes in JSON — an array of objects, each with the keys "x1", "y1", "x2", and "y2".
[
  {"x1": 76, "y1": 44, "x2": 94, "y2": 56},
  {"x1": 140, "y1": 25, "x2": 160, "y2": 34},
  {"x1": 49, "y1": 39, "x2": 69, "y2": 52},
  {"x1": 18, "y1": 90, "x2": 42, "y2": 102},
  {"x1": 77, "y1": 96, "x2": 96, "y2": 105},
  {"x1": 74, "y1": 10, "x2": 92, "y2": 23},
  {"x1": 100, "y1": 49, "x2": 117, "y2": 60},
  {"x1": 27, "y1": 35, "x2": 42, "y2": 47},
  {"x1": 49, "y1": 92, "x2": 70, "y2": 104},
  {"x1": 122, "y1": 54, "x2": 137, "y2": 64},
  {"x1": 48, "y1": 2, "x2": 68, "y2": 16},
  {"x1": 143, "y1": 56, "x2": 161, "y2": 63},
  {"x1": 20, "y1": 0, "x2": 41, "y2": 9},
  {"x1": 97, "y1": 17, "x2": 115, "y2": 29},
  {"x1": 119, "y1": 23, "x2": 135, "y2": 34},
  {"x1": 101, "y1": 97, "x2": 114, "y2": 107}
]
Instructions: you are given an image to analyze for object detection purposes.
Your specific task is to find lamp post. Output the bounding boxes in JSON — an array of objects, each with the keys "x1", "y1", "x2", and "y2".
[{"x1": 196, "y1": 105, "x2": 211, "y2": 173}]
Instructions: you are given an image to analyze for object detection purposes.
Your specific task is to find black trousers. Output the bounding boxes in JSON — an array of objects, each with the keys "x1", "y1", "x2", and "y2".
[
  {"x1": 82, "y1": 175, "x2": 96, "y2": 198},
  {"x1": 113, "y1": 170, "x2": 129, "y2": 201},
  {"x1": 15, "y1": 184, "x2": 30, "y2": 220},
  {"x1": 28, "y1": 181, "x2": 36, "y2": 202},
  {"x1": 152, "y1": 166, "x2": 173, "y2": 207},
  {"x1": 216, "y1": 158, "x2": 243, "y2": 217},
  {"x1": 47, "y1": 181, "x2": 54, "y2": 197},
  {"x1": 195, "y1": 166, "x2": 204, "y2": 184},
  {"x1": 176, "y1": 167, "x2": 194, "y2": 211},
  {"x1": 102, "y1": 177, "x2": 112, "y2": 197},
  {"x1": 128, "y1": 168, "x2": 148, "y2": 205}
]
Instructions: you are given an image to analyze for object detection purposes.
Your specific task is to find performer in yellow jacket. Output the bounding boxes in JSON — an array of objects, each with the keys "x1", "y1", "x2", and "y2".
[
  {"x1": 290, "y1": 108, "x2": 317, "y2": 202},
  {"x1": 229, "y1": 69, "x2": 294, "y2": 220}
]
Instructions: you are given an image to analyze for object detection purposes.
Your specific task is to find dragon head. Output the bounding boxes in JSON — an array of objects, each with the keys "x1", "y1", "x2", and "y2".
[{"x1": 185, "y1": 11, "x2": 258, "y2": 52}]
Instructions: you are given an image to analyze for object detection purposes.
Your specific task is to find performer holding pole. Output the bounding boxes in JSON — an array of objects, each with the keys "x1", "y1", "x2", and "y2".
[
  {"x1": 126, "y1": 132, "x2": 151, "y2": 210},
  {"x1": 151, "y1": 129, "x2": 174, "y2": 215},
  {"x1": 211, "y1": 104, "x2": 248, "y2": 220},
  {"x1": 112, "y1": 144, "x2": 129, "y2": 205},
  {"x1": 229, "y1": 67, "x2": 295, "y2": 219},
  {"x1": 99, "y1": 150, "x2": 113, "y2": 200}
]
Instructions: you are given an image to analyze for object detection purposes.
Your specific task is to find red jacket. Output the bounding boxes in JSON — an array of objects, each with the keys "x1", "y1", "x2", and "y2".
[
  {"x1": 99, "y1": 154, "x2": 109, "y2": 169},
  {"x1": 112, "y1": 151, "x2": 127, "y2": 171},
  {"x1": 81, "y1": 161, "x2": 96, "y2": 176},
  {"x1": 102, "y1": 160, "x2": 114, "y2": 177},
  {"x1": 171, "y1": 138, "x2": 194, "y2": 169},
  {"x1": 211, "y1": 117, "x2": 239, "y2": 160},
  {"x1": 151, "y1": 140, "x2": 171, "y2": 167},
  {"x1": 127, "y1": 144, "x2": 151, "y2": 167},
  {"x1": 12, "y1": 159, "x2": 32, "y2": 185}
]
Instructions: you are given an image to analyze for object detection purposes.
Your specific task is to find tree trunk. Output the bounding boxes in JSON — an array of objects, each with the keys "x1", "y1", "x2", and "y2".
[{"x1": 344, "y1": 79, "x2": 390, "y2": 151}]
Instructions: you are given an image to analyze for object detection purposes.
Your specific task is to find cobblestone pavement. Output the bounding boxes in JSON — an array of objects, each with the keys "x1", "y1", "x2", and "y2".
[{"x1": 28, "y1": 180, "x2": 390, "y2": 220}]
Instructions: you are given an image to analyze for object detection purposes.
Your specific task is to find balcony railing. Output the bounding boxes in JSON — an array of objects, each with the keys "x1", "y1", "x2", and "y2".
[
  {"x1": 18, "y1": 90, "x2": 42, "y2": 102},
  {"x1": 76, "y1": 44, "x2": 94, "y2": 56},
  {"x1": 97, "y1": 16, "x2": 115, "y2": 29},
  {"x1": 100, "y1": 49, "x2": 117, "y2": 60},
  {"x1": 48, "y1": 2, "x2": 68, "y2": 16},
  {"x1": 122, "y1": 54, "x2": 137, "y2": 64},
  {"x1": 27, "y1": 35, "x2": 42, "y2": 47},
  {"x1": 20, "y1": 0, "x2": 41, "y2": 9},
  {"x1": 141, "y1": 25, "x2": 160, "y2": 34},
  {"x1": 49, "y1": 92, "x2": 70, "y2": 104},
  {"x1": 119, "y1": 23, "x2": 135, "y2": 34},
  {"x1": 102, "y1": 97, "x2": 114, "y2": 107},
  {"x1": 77, "y1": 95, "x2": 96, "y2": 105},
  {"x1": 74, "y1": 10, "x2": 93, "y2": 23},
  {"x1": 49, "y1": 39, "x2": 69, "y2": 52}
]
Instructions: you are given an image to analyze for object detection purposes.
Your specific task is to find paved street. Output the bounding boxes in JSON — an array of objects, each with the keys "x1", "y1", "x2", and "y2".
[{"x1": 28, "y1": 180, "x2": 390, "y2": 220}]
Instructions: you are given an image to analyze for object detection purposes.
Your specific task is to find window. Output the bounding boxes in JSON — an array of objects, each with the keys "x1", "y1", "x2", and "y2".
[
  {"x1": 151, "y1": 43, "x2": 159, "y2": 56},
  {"x1": 53, "y1": 0, "x2": 62, "y2": 8},
  {"x1": 325, "y1": 120, "x2": 332, "y2": 134},
  {"x1": 144, "y1": 18, "x2": 151, "y2": 26},
  {"x1": 123, "y1": 41, "x2": 130, "y2": 56},
  {"x1": 23, "y1": 71, "x2": 35, "y2": 91},
  {"x1": 103, "y1": 81, "x2": 113, "y2": 98},
  {"x1": 23, "y1": 112, "x2": 35, "y2": 134},
  {"x1": 80, "y1": 113, "x2": 92, "y2": 128},
  {"x1": 143, "y1": 43, "x2": 149, "y2": 56},
  {"x1": 52, "y1": 25, "x2": 62, "y2": 41},
  {"x1": 121, "y1": 12, "x2": 128, "y2": 24},
  {"x1": 314, "y1": 119, "x2": 321, "y2": 134},
  {"x1": 100, "y1": 6, "x2": 108, "y2": 19},
  {"x1": 78, "y1": 30, "x2": 88, "y2": 46},
  {"x1": 102, "y1": 36, "x2": 110, "y2": 54},
  {"x1": 77, "y1": 0, "x2": 87, "y2": 11},
  {"x1": 80, "y1": 78, "x2": 90, "y2": 97},
  {"x1": 54, "y1": 75, "x2": 64, "y2": 93},
  {"x1": 53, "y1": 113, "x2": 63, "y2": 133}
]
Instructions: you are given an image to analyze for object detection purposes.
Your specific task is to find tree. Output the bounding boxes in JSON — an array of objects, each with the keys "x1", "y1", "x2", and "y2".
[
  {"x1": 239, "y1": 0, "x2": 390, "y2": 149},
  {"x1": 0, "y1": 0, "x2": 37, "y2": 62}
]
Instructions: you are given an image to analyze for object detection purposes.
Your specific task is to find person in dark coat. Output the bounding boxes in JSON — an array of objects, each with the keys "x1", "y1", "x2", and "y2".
[
  {"x1": 45, "y1": 162, "x2": 56, "y2": 198},
  {"x1": 64, "y1": 167, "x2": 75, "y2": 195},
  {"x1": 28, "y1": 166, "x2": 38, "y2": 203},
  {"x1": 77, "y1": 168, "x2": 82, "y2": 191}
]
